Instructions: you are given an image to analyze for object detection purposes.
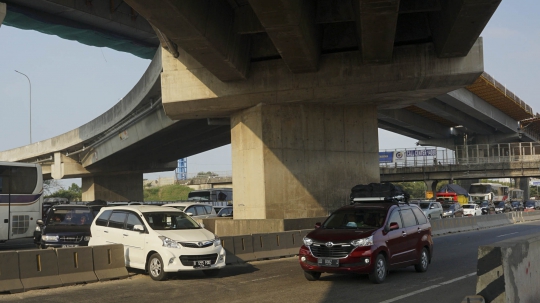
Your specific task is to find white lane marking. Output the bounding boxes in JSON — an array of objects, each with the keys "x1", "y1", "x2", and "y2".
[
  {"x1": 497, "y1": 232, "x2": 519, "y2": 238},
  {"x1": 239, "y1": 275, "x2": 285, "y2": 284},
  {"x1": 379, "y1": 272, "x2": 476, "y2": 303}
]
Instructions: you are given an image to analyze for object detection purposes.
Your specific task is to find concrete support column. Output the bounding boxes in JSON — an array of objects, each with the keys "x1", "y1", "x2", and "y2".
[
  {"x1": 424, "y1": 180, "x2": 438, "y2": 199},
  {"x1": 516, "y1": 177, "x2": 530, "y2": 201},
  {"x1": 82, "y1": 173, "x2": 143, "y2": 202},
  {"x1": 0, "y1": 3, "x2": 6, "y2": 27},
  {"x1": 231, "y1": 103, "x2": 379, "y2": 219},
  {"x1": 457, "y1": 179, "x2": 479, "y2": 193}
]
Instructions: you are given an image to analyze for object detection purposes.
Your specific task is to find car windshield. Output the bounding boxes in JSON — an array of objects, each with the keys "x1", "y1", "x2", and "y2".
[
  {"x1": 497, "y1": 202, "x2": 505, "y2": 207},
  {"x1": 480, "y1": 202, "x2": 489, "y2": 207},
  {"x1": 47, "y1": 208, "x2": 94, "y2": 226},
  {"x1": 418, "y1": 202, "x2": 431, "y2": 209},
  {"x1": 442, "y1": 204, "x2": 455, "y2": 210},
  {"x1": 511, "y1": 202, "x2": 520, "y2": 206},
  {"x1": 322, "y1": 209, "x2": 386, "y2": 230},
  {"x1": 463, "y1": 205, "x2": 475, "y2": 209},
  {"x1": 143, "y1": 212, "x2": 200, "y2": 230},
  {"x1": 525, "y1": 201, "x2": 535, "y2": 207}
]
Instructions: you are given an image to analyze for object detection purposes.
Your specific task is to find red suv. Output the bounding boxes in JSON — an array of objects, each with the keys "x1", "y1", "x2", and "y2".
[{"x1": 298, "y1": 198, "x2": 433, "y2": 283}]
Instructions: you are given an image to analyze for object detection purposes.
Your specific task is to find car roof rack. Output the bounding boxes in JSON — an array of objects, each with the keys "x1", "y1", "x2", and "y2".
[{"x1": 352, "y1": 195, "x2": 409, "y2": 205}]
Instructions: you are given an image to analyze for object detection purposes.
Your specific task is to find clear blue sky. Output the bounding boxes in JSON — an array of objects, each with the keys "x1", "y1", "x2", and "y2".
[{"x1": 0, "y1": 1, "x2": 538, "y2": 188}]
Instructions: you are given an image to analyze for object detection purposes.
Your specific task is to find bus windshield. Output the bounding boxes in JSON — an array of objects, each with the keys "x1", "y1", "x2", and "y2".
[{"x1": 469, "y1": 185, "x2": 491, "y2": 194}]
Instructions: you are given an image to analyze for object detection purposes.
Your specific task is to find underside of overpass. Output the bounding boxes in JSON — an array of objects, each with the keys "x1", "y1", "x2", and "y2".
[{"x1": 1, "y1": 0, "x2": 516, "y2": 220}]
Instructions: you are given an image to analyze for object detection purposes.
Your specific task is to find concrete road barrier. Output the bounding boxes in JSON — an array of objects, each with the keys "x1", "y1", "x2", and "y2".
[
  {"x1": 0, "y1": 251, "x2": 24, "y2": 293},
  {"x1": 476, "y1": 233, "x2": 540, "y2": 302},
  {"x1": 252, "y1": 233, "x2": 280, "y2": 259},
  {"x1": 18, "y1": 249, "x2": 63, "y2": 291},
  {"x1": 220, "y1": 236, "x2": 240, "y2": 265},
  {"x1": 288, "y1": 231, "x2": 303, "y2": 255},
  {"x1": 232, "y1": 235, "x2": 256, "y2": 262},
  {"x1": 56, "y1": 247, "x2": 97, "y2": 285},
  {"x1": 92, "y1": 244, "x2": 128, "y2": 281}
]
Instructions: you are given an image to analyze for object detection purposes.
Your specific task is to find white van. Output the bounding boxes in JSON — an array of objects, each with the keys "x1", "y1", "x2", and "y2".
[{"x1": 88, "y1": 205, "x2": 226, "y2": 281}]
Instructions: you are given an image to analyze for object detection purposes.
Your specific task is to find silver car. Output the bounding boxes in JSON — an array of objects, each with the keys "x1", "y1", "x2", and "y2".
[{"x1": 411, "y1": 201, "x2": 443, "y2": 220}]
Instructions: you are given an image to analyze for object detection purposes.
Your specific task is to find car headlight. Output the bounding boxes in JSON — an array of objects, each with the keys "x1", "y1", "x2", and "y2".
[
  {"x1": 351, "y1": 235, "x2": 373, "y2": 247},
  {"x1": 214, "y1": 236, "x2": 221, "y2": 247},
  {"x1": 159, "y1": 236, "x2": 180, "y2": 248},
  {"x1": 83, "y1": 236, "x2": 91, "y2": 241},
  {"x1": 42, "y1": 235, "x2": 59, "y2": 242},
  {"x1": 303, "y1": 237, "x2": 313, "y2": 246},
  {"x1": 35, "y1": 226, "x2": 41, "y2": 232}
]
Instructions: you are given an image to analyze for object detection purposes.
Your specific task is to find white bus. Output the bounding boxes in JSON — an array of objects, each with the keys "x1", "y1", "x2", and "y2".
[
  {"x1": 0, "y1": 162, "x2": 43, "y2": 242},
  {"x1": 469, "y1": 183, "x2": 509, "y2": 203}
]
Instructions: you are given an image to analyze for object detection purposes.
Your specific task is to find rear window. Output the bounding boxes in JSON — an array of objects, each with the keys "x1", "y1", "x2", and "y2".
[
  {"x1": 401, "y1": 209, "x2": 417, "y2": 227},
  {"x1": 96, "y1": 210, "x2": 113, "y2": 227},
  {"x1": 411, "y1": 207, "x2": 427, "y2": 225}
]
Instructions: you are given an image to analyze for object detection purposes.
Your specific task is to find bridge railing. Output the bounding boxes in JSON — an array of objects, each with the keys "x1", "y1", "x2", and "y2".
[{"x1": 380, "y1": 143, "x2": 540, "y2": 168}]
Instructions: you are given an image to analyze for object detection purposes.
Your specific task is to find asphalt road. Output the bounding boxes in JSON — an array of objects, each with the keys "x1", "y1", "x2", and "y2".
[{"x1": 2, "y1": 221, "x2": 540, "y2": 303}]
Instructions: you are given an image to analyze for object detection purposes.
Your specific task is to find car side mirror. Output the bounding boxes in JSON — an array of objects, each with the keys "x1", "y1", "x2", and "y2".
[
  {"x1": 186, "y1": 212, "x2": 194, "y2": 216},
  {"x1": 37, "y1": 219, "x2": 44, "y2": 226},
  {"x1": 133, "y1": 225, "x2": 145, "y2": 232},
  {"x1": 389, "y1": 222, "x2": 399, "y2": 231},
  {"x1": 315, "y1": 222, "x2": 321, "y2": 229}
]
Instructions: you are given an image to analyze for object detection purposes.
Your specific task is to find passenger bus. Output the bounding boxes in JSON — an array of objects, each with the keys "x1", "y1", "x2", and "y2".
[
  {"x1": 469, "y1": 183, "x2": 508, "y2": 203},
  {"x1": 508, "y1": 189, "x2": 524, "y2": 202},
  {"x1": 0, "y1": 162, "x2": 43, "y2": 242}
]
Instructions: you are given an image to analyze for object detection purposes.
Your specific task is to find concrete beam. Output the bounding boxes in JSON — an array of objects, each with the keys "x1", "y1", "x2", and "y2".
[
  {"x1": 353, "y1": 0, "x2": 400, "y2": 63},
  {"x1": 51, "y1": 152, "x2": 90, "y2": 180},
  {"x1": 443, "y1": 88, "x2": 519, "y2": 134},
  {"x1": 162, "y1": 39, "x2": 483, "y2": 120},
  {"x1": 124, "y1": 0, "x2": 250, "y2": 82},
  {"x1": 378, "y1": 120, "x2": 430, "y2": 141},
  {"x1": 415, "y1": 98, "x2": 495, "y2": 135},
  {"x1": 249, "y1": 0, "x2": 320, "y2": 73},
  {"x1": 429, "y1": 0, "x2": 501, "y2": 58},
  {"x1": 378, "y1": 109, "x2": 451, "y2": 139},
  {"x1": 82, "y1": 173, "x2": 143, "y2": 202},
  {"x1": 399, "y1": 0, "x2": 441, "y2": 13}
]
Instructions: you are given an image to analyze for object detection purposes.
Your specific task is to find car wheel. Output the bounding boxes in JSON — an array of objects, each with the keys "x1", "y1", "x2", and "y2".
[
  {"x1": 202, "y1": 269, "x2": 220, "y2": 277},
  {"x1": 414, "y1": 248, "x2": 429, "y2": 273},
  {"x1": 304, "y1": 271, "x2": 321, "y2": 281},
  {"x1": 369, "y1": 254, "x2": 387, "y2": 284},
  {"x1": 148, "y1": 253, "x2": 168, "y2": 281}
]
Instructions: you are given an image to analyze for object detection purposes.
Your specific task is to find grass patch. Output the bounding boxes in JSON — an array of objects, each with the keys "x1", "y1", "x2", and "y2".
[{"x1": 144, "y1": 184, "x2": 192, "y2": 201}]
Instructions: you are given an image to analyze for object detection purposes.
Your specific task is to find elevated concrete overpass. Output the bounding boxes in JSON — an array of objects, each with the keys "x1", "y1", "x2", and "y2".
[{"x1": 1, "y1": 0, "x2": 509, "y2": 221}]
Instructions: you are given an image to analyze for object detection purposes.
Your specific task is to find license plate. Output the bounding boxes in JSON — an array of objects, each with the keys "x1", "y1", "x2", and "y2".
[
  {"x1": 62, "y1": 244, "x2": 78, "y2": 248},
  {"x1": 317, "y1": 258, "x2": 339, "y2": 267},
  {"x1": 193, "y1": 260, "x2": 212, "y2": 268}
]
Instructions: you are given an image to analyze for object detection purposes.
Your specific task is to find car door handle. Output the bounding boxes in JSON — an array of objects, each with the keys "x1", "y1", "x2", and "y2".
[
  {"x1": 104, "y1": 230, "x2": 108, "y2": 233},
  {"x1": 417, "y1": 227, "x2": 422, "y2": 233},
  {"x1": 123, "y1": 234, "x2": 128, "y2": 236},
  {"x1": 401, "y1": 231, "x2": 407, "y2": 237}
]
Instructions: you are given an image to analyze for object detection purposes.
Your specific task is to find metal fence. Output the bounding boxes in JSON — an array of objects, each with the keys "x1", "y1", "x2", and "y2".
[{"x1": 380, "y1": 143, "x2": 540, "y2": 168}]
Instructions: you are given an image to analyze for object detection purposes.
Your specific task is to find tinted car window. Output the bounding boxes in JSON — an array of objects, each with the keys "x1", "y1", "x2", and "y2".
[
  {"x1": 195, "y1": 205, "x2": 207, "y2": 215},
  {"x1": 96, "y1": 210, "x2": 112, "y2": 227},
  {"x1": 108, "y1": 212, "x2": 127, "y2": 229},
  {"x1": 411, "y1": 207, "x2": 427, "y2": 225},
  {"x1": 126, "y1": 213, "x2": 143, "y2": 231},
  {"x1": 387, "y1": 210, "x2": 402, "y2": 229},
  {"x1": 401, "y1": 209, "x2": 417, "y2": 227},
  {"x1": 204, "y1": 205, "x2": 213, "y2": 214},
  {"x1": 143, "y1": 212, "x2": 200, "y2": 230},
  {"x1": 185, "y1": 206, "x2": 196, "y2": 215},
  {"x1": 323, "y1": 209, "x2": 387, "y2": 229}
]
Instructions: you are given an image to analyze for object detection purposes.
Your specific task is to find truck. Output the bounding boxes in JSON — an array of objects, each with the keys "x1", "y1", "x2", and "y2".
[{"x1": 436, "y1": 184, "x2": 469, "y2": 205}]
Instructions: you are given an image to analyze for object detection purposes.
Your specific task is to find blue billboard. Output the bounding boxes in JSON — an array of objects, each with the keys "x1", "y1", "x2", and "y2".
[{"x1": 379, "y1": 151, "x2": 394, "y2": 163}]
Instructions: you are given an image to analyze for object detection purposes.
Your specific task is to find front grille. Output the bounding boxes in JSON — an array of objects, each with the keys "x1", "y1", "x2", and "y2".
[
  {"x1": 180, "y1": 254, "x2": 218, "y2": 266},
  {"x1": 179, "y1": 241, "x2": 213, "y2": 248},
  {"x1": 59, "y1": 235, "x2": 83, "y2": 242},
  {"x1": 309, "y1": 243, "x2": 354, "y2": 258}
]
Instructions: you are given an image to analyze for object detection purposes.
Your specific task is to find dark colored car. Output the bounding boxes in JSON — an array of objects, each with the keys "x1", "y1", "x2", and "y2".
[
  {"x1": 298, "y1": 199, "x2": 433, "y2": 284},
  {"x1": 34, "y1": 203, "x2": 106, "y2": 248},
  {"x1": 524, "y1": 200, "x2": 540, "y2": 211},
  {"x1": 510, "y1": 201, "x2": 524, "y2": 211},
  {"x1": 441, "y1": 202, "x2": 464, "y2": 218},
  {"x1": 479, "y1": 201, "x2": 496, "y2": 215},
  {"x1": 495, "y1": 201, "x2": 512, "y2": 214}
]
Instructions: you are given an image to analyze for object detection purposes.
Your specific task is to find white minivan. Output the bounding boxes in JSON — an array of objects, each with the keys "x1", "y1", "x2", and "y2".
[{"x1": 89, "y1": 205, "x2": 226, "y2": 281}]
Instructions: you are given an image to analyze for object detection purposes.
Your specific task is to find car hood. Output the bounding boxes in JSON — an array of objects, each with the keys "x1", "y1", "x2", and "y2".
[
  {"x1": 43, "y1": 225, "x2": 90, "y2": 234},
  {"x1": 307, "y1": 228, "x2": 375, "y2": 242},
  {"x1": 156, "y1": 229, "x2": 215, "y2": 241}
]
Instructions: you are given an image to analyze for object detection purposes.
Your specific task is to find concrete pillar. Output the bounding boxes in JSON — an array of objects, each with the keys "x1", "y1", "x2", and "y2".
[
  {"x1": 0, "y1": 3, "x2": 6, "y2": 27},
  {"x1": 457, "y1": 179, "x2": 479, "y2": 193},
  {"x1": 231, "y1": 103, "x2": 379, "y2": 219},
  {"x1": 424, "y1": 180, "x2": 438, "y2": 199},
  {"x1": 82, "y1": 173, "x2": 143, "y2": 202},
  {"x1": 516, "y1": 177, "x2": 530, "y2": 200}
]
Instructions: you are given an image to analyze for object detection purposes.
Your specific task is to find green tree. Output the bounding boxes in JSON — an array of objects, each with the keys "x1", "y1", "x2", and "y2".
[{"x1": 46, "y1": 183, "x2": 82, "y2": 202}]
